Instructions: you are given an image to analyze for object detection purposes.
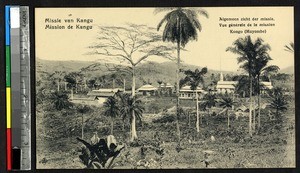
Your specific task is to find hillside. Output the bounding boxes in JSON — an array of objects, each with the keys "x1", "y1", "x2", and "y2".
[
  {"x1": 280, "y1": 66, "x2": 294, "y2": 74},
  {"x1": 36, "y1": 58, "x2": 238, "y2": 88}
]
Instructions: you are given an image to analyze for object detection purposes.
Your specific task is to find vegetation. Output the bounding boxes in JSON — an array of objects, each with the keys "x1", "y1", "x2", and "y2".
[
  {"x1": 226, "y1": 36, "x2": 277, "y2": 136},
  {"x1": 76, "y1": 104, "x2": 91, "y2": 139},
  {"x1": 180, "y1": 68, "x2": 208, "y2": 132},
  {"x1": 35, "y1": 9, "x2": 294, "y2": 169},
  {"x1": 268, "y1": 87, "x2": 288, "y2": 122},
  {"x1": 103, "y1": 96, "x2": 119, "y2": 135},
  {"x1": 156, "y1": 7, "x2": 209, "y2": 143},
  {"x1": 284, "y1": 42, "x2": 294, "y2": 53},
  {"x1": 49, "y1": 91, "x2": 73, "y2": 111},
  {"x1": 118, "y1": 93, "x2": 145, "y2": 141},
  {"x1": 219, "y1": 97, "x2": 235, "y2": 130},
  {"x1": 88, "y1": 24, "x2": 174, "y2": 141}
]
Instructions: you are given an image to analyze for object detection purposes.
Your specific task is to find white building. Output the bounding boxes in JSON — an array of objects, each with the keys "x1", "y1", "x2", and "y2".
[
  {"x1": 179, "y1": 85, "x2": 206, "y2": 99},
  {"x1": 216, "y1": 72, "x2": 273, "y2": 94},
  {"x1": 216, "y1": 73, "x2": 237, "y2": 94},
  {"x1": 137, "y1": 84, "x2": 158, "y2": 96},
  {"x1": 87, "y1": 88, "x2": 123, "y2": 104}
]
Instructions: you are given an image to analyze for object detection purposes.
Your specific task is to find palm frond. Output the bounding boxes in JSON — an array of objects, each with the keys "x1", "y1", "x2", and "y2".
[
  {"x1": 153, "y1": 8, "x2": 178, "y2": 15},
  {"x1": 157, "y1": 12, "x2": 171, "y2": 31},
  {"x1": 284, "y1": 42, "x2": 294, "y2": 53}
]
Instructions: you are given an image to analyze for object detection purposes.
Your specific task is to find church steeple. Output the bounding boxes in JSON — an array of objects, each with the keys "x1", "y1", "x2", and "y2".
[{"x1": 220, "y1": 72, "x2": 224, "y2": 81}]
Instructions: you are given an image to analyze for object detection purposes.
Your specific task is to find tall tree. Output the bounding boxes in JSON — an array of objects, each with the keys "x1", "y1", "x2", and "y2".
[
  {"x1": 226, "y1": 36, "x2": 267, "y2": 137},
  {"x1": 88, "y1": 24, "x2": 173, "y2": 141},
  {"x1": 156, "y1": 7, "x2": 208, "y2": 140},
  {"x1": 219, "y1": 97, "x2": 235, "y2": 130},
  {"x1": 103, "y1": 96, "x2": 119, "y2": 135},
  {"x1": 253, "y1": 54, "x2": 279, "y2": 130},
  {"x1": 180, "y1": 67, "x2": 207, "y2": 133}
]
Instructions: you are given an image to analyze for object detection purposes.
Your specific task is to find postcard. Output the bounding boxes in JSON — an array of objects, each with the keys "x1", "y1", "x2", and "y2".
[{"x1": 35, "y1": 7, "x2": 294, "y2": 169}]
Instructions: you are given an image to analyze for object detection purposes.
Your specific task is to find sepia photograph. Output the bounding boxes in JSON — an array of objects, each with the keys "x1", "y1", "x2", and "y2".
[{"x1": 35, "y1": 7, "x2": 295, "y2": 169}]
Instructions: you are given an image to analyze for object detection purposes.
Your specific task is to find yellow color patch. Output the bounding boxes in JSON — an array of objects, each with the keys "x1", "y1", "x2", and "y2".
[{"x1": 6, "y1": 87, "x2": 11, "y2": 128}]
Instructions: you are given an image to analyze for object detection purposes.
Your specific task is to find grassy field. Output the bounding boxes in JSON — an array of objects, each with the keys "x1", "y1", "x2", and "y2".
[{"x1": 36, "y1": 96, "x2": 295, "y2": 169}]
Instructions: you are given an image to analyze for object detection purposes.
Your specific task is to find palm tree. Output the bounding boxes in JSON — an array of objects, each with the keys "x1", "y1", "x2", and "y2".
[
  {"x1": 226, "y1": 36, "x2": 268, "y2": 137},
  {"x1": 118, "y1": 93, "x2": 144, "y2": 141},
  {"x1": 268, "y1": 87, "x2": 288, "y2": 122},
  {"x1": 49, "y1": 71, "x2": 66, "y2": 91},
  {"x1": 103, "y1": 96, "x2": 119, "y2": 135},
  {"x1": 49, "y1": 91, "x2": 73, "y2": 111},
  {"x1": 156, "y1": 7, "x2": 208, "y2": 141},
  {"x1": 234, "y1": 75, "x2": 250, "y2": 98},
  {"x1": 76, "y1": 104, "x2": 91, "y2": 139},
  {"x1": 219, "y1": 97, "x2": 235, "y2": 130},
  {"x1": 202, "y1": 93, "x2": 217, "y2": 115},
  {"x1": 253, "y1": 55, "x2": 279, "y2": 130},
  {"x1": 180, "y1": 67, "x2": 207, "y2": 133}
]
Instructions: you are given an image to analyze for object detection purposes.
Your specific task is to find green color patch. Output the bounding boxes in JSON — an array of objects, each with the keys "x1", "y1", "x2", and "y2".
[{"x1": 6, "y1": 46, "x2": 11, "y2": 87}]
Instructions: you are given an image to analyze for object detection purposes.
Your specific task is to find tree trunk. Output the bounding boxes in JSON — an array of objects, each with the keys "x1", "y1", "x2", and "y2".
[
  {"x1": 57, "y1": 80, "x2": 60, "y2": 91},
  {"x1": 175, "y1": 17, "x2": 181, "y2": 144},
  {"x1": 81, "y1": 114, "x2": 84, "y2": 139},
  {"x1": 249, "y1": 74, "x2": 253, "y2": 137},
  {"x1": 64, "y1": 82, "x2": 67, "y2": 90},
  {"x1": 110, "y1": 118, "x2": 114, "y2": 135},
  {"x1": 112, "y1": 79, "x2": 115, "y2": 89},
  {"x1": 188, "y1": 112, "x2": 191, "y2": 128},
  {"x1": 122, "y1": 120, "x2": 125, "y2": 131},
  {"x1": 257, "y1": 76, "x2": 261, "y2": 131},
  {"x1": 75, "y1": 78, "x2": 78, "y2": 93},
  {"x1": 196, "y1": 90, "x2": 200, "y2": 133},
  {"x1": 131, "y1": 66, "x2": 138, "y2": 141},
  {"x1": 132, "y1": 67, "x2": 136, "y2": 97},
  {"x1": 70, "y1": 88, "x2": 74, "y2": 100},
  {"x1": 227, "y1": 109, "x2": 230, "y2": 130},
  {"x1": 253, "y1": 95, "x2": 256, "y2": 132},
  {"x1": 123, "y1": 78, "x2": 126, "y2": 93},
  {"x1": 130, "y1": 111, "x2": 138, "y2": 141},
  {"x1": 84, "y1": 77, "x2": 87, "y2": 89}
]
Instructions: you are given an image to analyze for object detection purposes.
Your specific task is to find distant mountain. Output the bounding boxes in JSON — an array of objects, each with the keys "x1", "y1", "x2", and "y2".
[
  {"x1": 280, "y1": 66, "x2": 294, "y2": 74},
  {"x1": 36, "y1": 58, "x2": 239, "y2": 88},
  {"x1": 36, "y1": 58, "x2": 97, "y2": 73}
]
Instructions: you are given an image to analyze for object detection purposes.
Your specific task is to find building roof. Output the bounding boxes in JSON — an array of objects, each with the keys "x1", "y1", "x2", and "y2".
[
  {"x1": 180, "y1": 85, "x2": 205, "y2": 92},
  {"x1": 261, "y1": 82, "x2": 273, "y2": 89},
  {"x1": 87, "y1": 88, "x2": 123, "y2": 97},
  {"x1": 164, "y1": 83, "x2": 174, "y2": 88},
  {"x1": 236, "y1": 105, "x2": 249, "y2": 112},
  {"x1": 216, "y1": 81, "x2": 237, "y2": 89},
  {"x1": 137, "y1": 84, "x2": 158, "y2": 91}
]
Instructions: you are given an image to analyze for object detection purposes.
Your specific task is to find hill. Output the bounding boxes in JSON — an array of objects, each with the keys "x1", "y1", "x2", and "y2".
[
  {"x1": 36, "y1": 58, "x2": 238, "y2": 88},
  {"x1": 280, "y1": 66, "x2": 294, "y2": 74}
]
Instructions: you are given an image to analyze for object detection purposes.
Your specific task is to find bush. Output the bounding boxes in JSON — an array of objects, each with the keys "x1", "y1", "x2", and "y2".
[{"x1": 152, "y1": 114, "x2": 175, "y2": 123}]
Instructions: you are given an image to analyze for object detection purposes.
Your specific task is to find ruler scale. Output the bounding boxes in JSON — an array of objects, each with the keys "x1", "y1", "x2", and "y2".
[
  {"x1": 6, "y1": 6, "x2": 31, "y2": 171},
  {"x1": 20, "y1": 6, "x2": 31, "y2": 170}
]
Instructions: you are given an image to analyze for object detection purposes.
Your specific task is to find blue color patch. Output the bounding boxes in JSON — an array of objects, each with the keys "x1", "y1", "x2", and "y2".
[{"x1": 5, "y1": 6, "x2": 10, "y2": 46}]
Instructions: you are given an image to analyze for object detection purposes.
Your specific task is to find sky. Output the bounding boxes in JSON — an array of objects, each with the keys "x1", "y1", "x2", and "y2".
[{"x1": 35, "y1": 7, "x2": 294, "y2": 72}]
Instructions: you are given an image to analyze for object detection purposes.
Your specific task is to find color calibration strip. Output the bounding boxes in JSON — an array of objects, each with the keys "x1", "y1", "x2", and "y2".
[
  {"x1": 6, "y1": 5, "x2": 31, "y2": 171},
  {"x1": 5, "y1": 5, "x2": 12, "y2": 171}
]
